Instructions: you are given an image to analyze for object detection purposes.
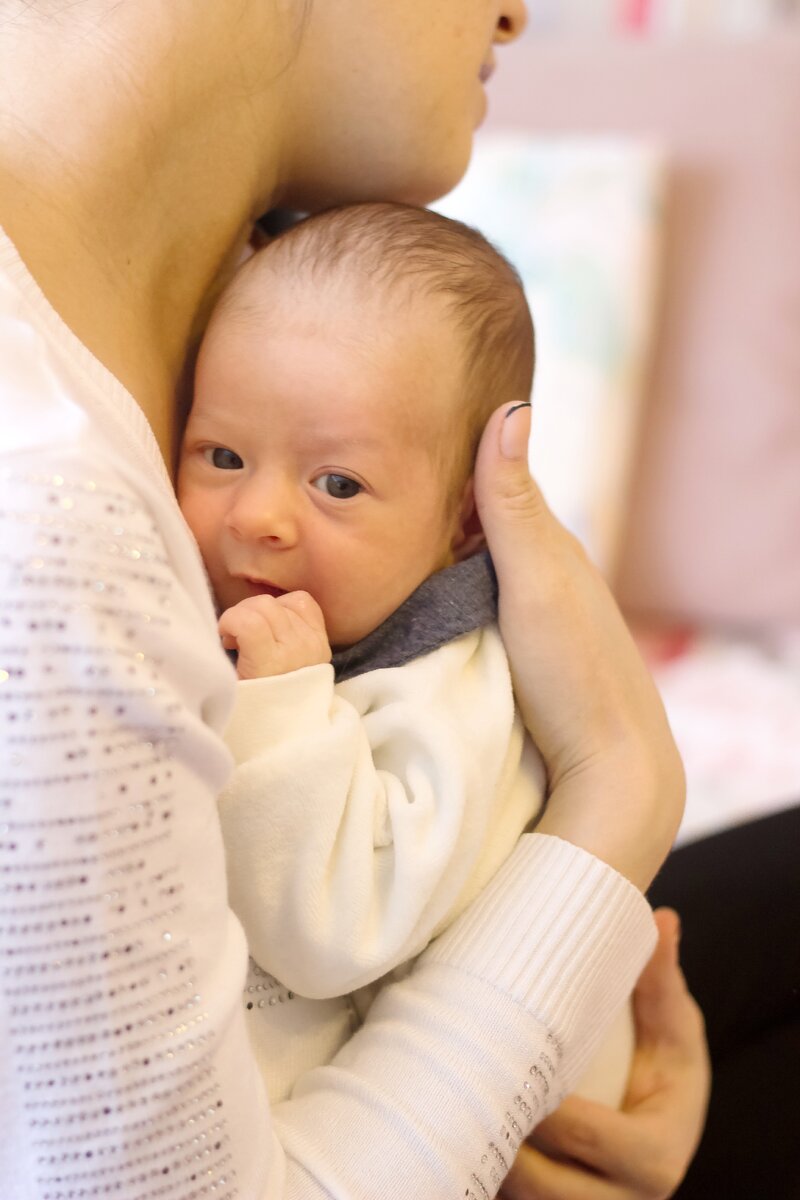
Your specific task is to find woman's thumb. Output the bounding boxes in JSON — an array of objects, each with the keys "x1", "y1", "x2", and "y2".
[
  {"x1": 498, "y1": 400, "x2": 533, "y2": 462},
  {"x1": 634, "y1": 909, "x2": 695, "y2": 1047},
  {"x1": 474, "y1": 402, "x2": 550, "y2": 546}
]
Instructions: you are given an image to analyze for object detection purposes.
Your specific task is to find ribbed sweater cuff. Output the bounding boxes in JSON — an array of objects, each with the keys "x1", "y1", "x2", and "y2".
[{"x1": 423, "y1": 833, "x2": 656, "y2": 1083}]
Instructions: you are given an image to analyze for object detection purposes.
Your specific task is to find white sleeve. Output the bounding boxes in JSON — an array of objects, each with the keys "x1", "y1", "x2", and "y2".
[
  {"x1": 219, "y1": 630, "x2": 541, "y2": 997},
  {"x1": 0, "y1": 433, "x2": 278, "y2": 1200}
]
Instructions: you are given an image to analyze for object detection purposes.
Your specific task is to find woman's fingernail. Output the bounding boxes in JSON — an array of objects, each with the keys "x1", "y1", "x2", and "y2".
[{"x1": 500, "y1": 401, "x2": 532, "y2": 460}]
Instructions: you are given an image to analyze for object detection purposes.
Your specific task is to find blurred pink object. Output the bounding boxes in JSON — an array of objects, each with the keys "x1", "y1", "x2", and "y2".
[
  {"x1": 651, "y1": 632, "x2": 800, "y2": 843},
  {"x1": 618, "y1": 0, "x2": 653, "y2": 33},
  {"x1": 631, "y1": 621, "x2": 696, "y2": 667}
]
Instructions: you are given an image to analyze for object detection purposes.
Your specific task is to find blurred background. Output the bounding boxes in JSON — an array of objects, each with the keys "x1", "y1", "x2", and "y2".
[
  {"x1": 435, "y1": 0, "x2": 800, "y2": 850},
  {"x1": 522, "y1": 0, "x2": 800, "y2": 36}
]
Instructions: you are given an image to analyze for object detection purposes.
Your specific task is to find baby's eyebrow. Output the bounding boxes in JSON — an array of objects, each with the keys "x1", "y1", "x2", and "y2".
[
  {"x1": 307, "y1": 432, "x2": 384, "y2": 454},
  {"x1": 184, "y1": 411, "x2": 231, "y2": 438}
]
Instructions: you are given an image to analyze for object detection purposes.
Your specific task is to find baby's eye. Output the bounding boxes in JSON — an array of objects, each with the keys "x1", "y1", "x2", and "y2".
[
  {"x1": 312, "y1": 473, "x2": 362, "y2": 500},
  {"x1": 203, "y1": 446, "x2": 244, "y2": 470}
]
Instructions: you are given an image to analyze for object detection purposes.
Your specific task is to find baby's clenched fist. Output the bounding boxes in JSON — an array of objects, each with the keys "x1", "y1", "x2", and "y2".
[{"x1": 218, "y1": 591, "x2": 332, "y2": 680}]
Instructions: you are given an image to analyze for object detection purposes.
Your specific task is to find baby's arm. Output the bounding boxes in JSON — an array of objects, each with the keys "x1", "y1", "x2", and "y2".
[
  {"x1": 218, "y1": 591, "x2": 332, "y2": 679},
  {"x1": 219, "y1": 628, "x2": 539, "y2": 999}
]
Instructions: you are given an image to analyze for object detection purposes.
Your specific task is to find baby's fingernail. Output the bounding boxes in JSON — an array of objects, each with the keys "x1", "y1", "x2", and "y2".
[{"x1": 500, "y1": 401, "x2": 532, "y2": 460}]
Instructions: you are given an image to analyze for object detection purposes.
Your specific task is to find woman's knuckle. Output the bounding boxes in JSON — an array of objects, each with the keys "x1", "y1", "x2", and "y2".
[{"x1": 558, "y1": 1112, "x2": 603, "y2": 1161}]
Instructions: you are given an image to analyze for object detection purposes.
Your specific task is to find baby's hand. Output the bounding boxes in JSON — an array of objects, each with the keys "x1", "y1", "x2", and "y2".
[{"x1": 218, "y1": 592, "x2": 332, "y2": 680}]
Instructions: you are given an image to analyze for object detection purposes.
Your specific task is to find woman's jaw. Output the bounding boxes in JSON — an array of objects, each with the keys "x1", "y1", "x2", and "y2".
[{"x1": 270, "y1": 2, "x2": 526, "y2": 212}]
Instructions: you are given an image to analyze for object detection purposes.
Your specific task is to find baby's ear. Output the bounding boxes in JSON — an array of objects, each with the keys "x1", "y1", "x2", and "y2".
[{"x1": 451, "y1": 477, "x2": 486, "y2": 563}]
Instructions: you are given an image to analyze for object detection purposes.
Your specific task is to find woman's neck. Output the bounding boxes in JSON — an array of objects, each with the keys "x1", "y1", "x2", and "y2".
[
  {"x1": 0, "y1": 176, "x2": 260, "y2": 470},
  {"x1": 0, "y1": 6, "x2": 291, "y2": 472}
]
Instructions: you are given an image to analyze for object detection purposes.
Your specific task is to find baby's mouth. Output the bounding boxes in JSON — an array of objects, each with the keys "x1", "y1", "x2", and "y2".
[{"x1": 243, "y1": 578, "x2": 287, "y2": 599}]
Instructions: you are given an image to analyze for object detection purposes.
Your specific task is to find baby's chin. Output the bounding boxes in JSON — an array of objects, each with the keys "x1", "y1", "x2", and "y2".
[
  {"x1": 327, "y1": 593, "x2": 420, "y2": 652},
  {"x1": 328, "y1": 620, "x2": 376, "y2": 653}
]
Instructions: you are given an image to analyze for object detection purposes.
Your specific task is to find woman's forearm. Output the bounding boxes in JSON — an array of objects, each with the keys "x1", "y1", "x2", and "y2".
[{"x1": 275, "y1": 836, "x2": 655, "y2": 1199}]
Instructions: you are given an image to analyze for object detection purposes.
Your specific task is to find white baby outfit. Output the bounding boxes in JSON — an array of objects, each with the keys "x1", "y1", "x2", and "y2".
[{"x1": 222, "y1": 607, "x2": 546, "y2": 1100}]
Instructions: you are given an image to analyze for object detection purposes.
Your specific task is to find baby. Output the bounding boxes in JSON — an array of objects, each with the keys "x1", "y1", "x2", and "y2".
[{"x1": 178, "y1": 202, "x2": 633, "y2": 1106}]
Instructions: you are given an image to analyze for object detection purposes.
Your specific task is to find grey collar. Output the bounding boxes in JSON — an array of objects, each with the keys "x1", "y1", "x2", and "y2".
[{"x1": 332, "y1": 551, "x2": 498, "y2": 684}]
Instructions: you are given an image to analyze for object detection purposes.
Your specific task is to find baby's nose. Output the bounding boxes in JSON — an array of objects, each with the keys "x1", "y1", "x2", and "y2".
[{"x1": 226, "y1": 478, "x2": 298, "y2": 545}]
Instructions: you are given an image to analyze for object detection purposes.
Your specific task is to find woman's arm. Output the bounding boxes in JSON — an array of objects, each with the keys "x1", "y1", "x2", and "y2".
[
  {"x1": 273, "y1": 836, "x2": 655, "y2": 1198},
  {"x1": 469, "y1": 406, "x2": 705, "y2": 1198}
]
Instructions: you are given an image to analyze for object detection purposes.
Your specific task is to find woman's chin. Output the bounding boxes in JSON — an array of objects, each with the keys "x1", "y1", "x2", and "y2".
[
  {"x1": 282, "y1": 136, "x2": 474, "y2": 212},
  {"x1": 398, "y1": 147, "x2": 474, "y2": 208}
]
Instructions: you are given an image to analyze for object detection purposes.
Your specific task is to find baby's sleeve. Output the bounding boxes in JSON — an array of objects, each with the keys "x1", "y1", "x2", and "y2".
[{"x1": 219, "y1": 627, "x2": 543, "y2": 997}]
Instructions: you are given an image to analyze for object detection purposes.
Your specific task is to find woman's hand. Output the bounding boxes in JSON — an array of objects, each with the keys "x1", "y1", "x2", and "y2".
[
  {"x1": 473, "y1": 403, "x2": 685, "y2": 890},
  {"x1": 499, "y1": 910, "x2": 710, "y2": 1200}
]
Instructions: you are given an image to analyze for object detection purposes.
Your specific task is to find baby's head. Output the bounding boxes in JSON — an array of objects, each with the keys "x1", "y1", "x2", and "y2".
[{"x1": 178, "y1": 202, "x2": 534, "y2": 648}]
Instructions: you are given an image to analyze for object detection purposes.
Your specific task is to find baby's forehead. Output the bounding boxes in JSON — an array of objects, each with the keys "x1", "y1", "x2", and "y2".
[
  {"x1": 225, "y1": 249, "x2": 453, "y2": 319},
  {"x1": 216, "y1": 255, "x2": 466, "y2": 362},
  {"x1": 211, "y1": 248, "x2": 474, "y2": 419}
]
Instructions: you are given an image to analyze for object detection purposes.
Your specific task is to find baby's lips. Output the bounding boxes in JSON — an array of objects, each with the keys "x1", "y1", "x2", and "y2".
[{"x1": 241, "y1": 576, "x2": 288, "y2": 600}]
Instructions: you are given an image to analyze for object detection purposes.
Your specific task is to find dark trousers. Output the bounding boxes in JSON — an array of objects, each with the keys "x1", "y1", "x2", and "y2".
[{"x1": 648, "y1": 806, "x2": 800, "y2": 1200}]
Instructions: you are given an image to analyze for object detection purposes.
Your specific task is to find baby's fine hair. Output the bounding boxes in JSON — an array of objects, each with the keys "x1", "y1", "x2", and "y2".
[{"x1": 231, "y1": 203, "x2": 534, "y2": 489}]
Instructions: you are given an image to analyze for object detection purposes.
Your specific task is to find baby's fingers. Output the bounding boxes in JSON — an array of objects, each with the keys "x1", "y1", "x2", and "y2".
[
  {"x1": 218, "y1": 596, "x2": 281, "y2": 643},
  {"x1": 273, "y1": 589, "x2": 328, "y2": 635},
  {"x1": 218, "y1": 593, "x2": 331, "y2": 678}
]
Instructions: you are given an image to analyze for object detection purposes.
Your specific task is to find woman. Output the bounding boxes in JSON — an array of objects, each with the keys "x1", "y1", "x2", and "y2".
[{"x1": 0, "y1": 2, "x2": 707, "y2": 1196}]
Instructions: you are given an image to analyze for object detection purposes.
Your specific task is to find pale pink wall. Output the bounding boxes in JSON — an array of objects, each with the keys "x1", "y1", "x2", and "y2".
[{"x1": 484, "y1": 36, "x2": 800, "y2": 629}]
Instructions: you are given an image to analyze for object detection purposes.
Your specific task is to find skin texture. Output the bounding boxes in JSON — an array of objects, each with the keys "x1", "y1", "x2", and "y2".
[
  {"x1": 1, "y1": 4, "x2": 704, "y2": 1196},
  {"x1": 178, "y1": 281, "x2": 474, "y2": 650}
]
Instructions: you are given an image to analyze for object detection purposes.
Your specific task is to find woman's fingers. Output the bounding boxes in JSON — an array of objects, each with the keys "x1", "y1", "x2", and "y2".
[
  {"x1": 500, "y1": 1139, "x2": 627, "y2": 1200},
  {"x1": 527, "y1": 1096, "x2": 682, "y2": 1196},
  {"x1": 622, "y1": 910, "x2": 710, "y2": 1176},
  {"x1": 502, "y1": 910, "x2": 710, "y2": 1200},
  {"x1": 629, "y1": 909, "x2": 705, "y2": 1056}
]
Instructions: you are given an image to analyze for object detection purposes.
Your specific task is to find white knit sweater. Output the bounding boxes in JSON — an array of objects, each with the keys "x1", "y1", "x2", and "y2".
[{"x1": 0, "y1": 227, "x2": 656, "y2": 1200}]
